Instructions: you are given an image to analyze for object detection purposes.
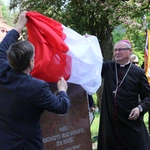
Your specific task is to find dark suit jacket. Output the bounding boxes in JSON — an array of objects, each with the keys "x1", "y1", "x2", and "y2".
[{"x1": 0, "y1": 30, "x2": 70, "y2": 150}]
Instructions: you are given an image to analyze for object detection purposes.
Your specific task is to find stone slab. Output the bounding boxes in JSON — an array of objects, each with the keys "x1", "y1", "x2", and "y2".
[{"x1": 40, "y1": 83, "x2": 92, "y2": 150}]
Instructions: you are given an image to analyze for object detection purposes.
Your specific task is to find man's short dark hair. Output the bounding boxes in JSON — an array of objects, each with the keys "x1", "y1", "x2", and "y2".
[{"x1": 7, "y1": 41, "x2": 34, "y2": 71}]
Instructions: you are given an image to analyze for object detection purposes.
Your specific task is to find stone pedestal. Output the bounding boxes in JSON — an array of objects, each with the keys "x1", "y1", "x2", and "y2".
[{"x1": 40, "y1": 83, "x2": 92, "y2": 150}]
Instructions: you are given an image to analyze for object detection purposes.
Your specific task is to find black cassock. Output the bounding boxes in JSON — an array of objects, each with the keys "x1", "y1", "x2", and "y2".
[{"x1": 98, "y1": 61, "x2": 150, "y2": 150}]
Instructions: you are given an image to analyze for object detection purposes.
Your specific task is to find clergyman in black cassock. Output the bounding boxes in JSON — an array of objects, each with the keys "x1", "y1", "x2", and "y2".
[{"x1": 97, "y1": 40, "x2": 150, "y2": 150}]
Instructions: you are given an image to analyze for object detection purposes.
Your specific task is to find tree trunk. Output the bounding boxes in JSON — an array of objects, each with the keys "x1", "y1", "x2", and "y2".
[{"x1": 96, "y1": 27, "x2": 113, "y2": 110}]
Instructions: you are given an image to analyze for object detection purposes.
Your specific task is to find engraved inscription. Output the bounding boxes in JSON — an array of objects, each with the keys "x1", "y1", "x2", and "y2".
[{"x1": 43, "y1": 126, "x2": 84, "y2": 149}]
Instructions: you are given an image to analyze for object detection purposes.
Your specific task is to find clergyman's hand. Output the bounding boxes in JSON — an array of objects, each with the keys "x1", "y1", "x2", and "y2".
[{"x1": 128, "y1": 107, "x2": 140, "y2": 120}]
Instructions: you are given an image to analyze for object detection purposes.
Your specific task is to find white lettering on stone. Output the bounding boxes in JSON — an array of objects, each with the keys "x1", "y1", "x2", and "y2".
[
  {"x1": 73, "y1": 144, "x2": 81, "y2": 149},
  {"x1": 63, "y1": 137, "x2": 74, "y2": 144},
  {"x1": 70, "y1": 128, "x2": 84, "y2": 136},
  {"x1": 65, "y1": 147, "x2": 72, "y2": 150},
  {"x1": 43, "y1": 127, "x2": 85, "y2": 145},
  {"x1": 62, "y1": 132, "x2": 70, "y2": 138},
  {"x1": 56, "y1": 140, "x2": 63, "y2": 146},
  {"x1": 43, "y1": 134, "x2": 61, "y2": 143},
  {"x1": 59, "y1": 126, "x2": 68, "y2": 132}
]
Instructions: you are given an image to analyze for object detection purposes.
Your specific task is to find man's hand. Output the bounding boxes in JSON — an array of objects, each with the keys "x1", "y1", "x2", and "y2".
[
  {"x1": 15, "y1": 11, "x2": 28, "y2": 33},
  {"x1": 128, "y1": 107, "x2": 140, "y2": 120},
  {"x1": 57, "y1": 77, "x2": 68, "y2": 92}
]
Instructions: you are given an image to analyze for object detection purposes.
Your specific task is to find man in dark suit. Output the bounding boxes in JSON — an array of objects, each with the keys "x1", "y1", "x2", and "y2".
[{"x1": 0, "y1": 11, "x2": 70, "y2": 150}]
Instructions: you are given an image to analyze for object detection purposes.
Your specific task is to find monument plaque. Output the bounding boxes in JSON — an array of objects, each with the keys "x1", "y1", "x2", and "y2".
[{"x1": 40, "y1": 83, "x2": 93, "y2": 150}]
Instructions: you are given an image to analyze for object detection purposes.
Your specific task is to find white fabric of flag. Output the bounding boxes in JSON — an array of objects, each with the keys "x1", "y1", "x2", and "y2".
[{"x1": 63, "y1": 25, "x2": 103, "y2": 94}]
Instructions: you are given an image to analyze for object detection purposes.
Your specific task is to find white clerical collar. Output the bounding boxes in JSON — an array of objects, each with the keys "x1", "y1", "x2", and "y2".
[{"x1": 120, "y1": 61, "x2": 130, "y2": 67}]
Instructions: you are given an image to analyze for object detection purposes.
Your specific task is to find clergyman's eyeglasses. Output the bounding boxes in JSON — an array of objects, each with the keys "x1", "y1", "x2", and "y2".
[{"x1": 113, "y1": 48, "x2": 130, "y2": 52}]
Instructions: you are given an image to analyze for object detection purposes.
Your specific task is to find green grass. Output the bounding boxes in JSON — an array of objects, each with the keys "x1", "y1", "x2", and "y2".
[
  {"x1": 90, "y1": 111, "x2": 99, "y2": 150},
  {"x1": 144, "y1": 112, "x2": 149, "y2": 130},
  {"x1": 90, "y1": 111, "x2": 100, "y2": 143}
]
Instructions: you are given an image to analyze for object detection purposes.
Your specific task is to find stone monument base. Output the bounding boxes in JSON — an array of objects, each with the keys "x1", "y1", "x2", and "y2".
[{"x1": 40, "y1": 83, "x2": 92, "y2": 150}]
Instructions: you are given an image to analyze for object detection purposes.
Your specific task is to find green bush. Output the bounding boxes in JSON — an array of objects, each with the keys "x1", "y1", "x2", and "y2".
[{"x1": 92, "y1": 93, "x2": 98, "y2": 108}]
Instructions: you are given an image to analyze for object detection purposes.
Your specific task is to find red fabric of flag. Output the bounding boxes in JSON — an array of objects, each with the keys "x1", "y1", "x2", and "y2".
[{"x1": 26, "y1": 11, "x2": 71, "y2": 82}]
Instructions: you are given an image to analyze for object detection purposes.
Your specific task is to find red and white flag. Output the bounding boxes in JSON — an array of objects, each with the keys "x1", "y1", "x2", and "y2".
[{"x1": 26, "y1": 11, "x2": 103, "y2": 94}]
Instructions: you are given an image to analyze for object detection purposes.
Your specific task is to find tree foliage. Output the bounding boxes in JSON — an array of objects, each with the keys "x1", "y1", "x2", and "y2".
[
  {"x1": 0, "y1": 0, "x2": 17, "y2": 26},
  {"x1": 0, "y1": 0, "x2": 11, "y2": 25},
  {"x1": 9, "y1": 0, "x2": 150, "y2": 59}
]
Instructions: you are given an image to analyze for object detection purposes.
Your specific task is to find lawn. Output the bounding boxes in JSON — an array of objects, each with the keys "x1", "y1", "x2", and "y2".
[
  {"x1": 90, "y1": 111, "x2": 99, "y2": 150},
  {"x1": 90, "y1": 111, "x2": 149, "y2": 150}
]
